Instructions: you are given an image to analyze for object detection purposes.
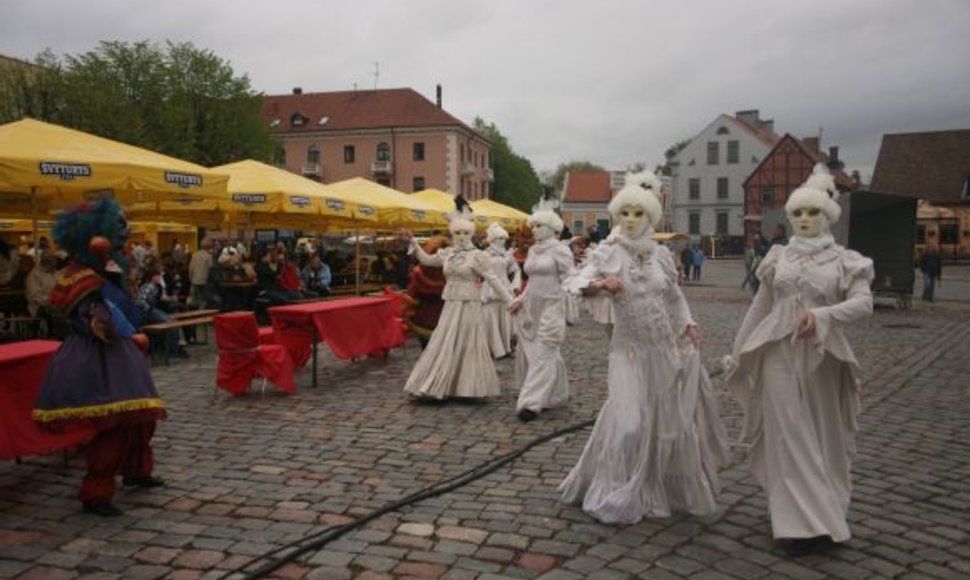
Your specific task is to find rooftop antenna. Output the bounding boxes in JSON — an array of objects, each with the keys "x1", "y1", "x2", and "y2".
[{"x1": 372, "y1": 61, "x2": 380, "y2": 90}]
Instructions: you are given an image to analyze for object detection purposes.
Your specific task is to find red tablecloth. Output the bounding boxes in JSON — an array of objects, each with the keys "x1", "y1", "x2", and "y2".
[
  {"x1": 0, "y1": 340, "x2": 96, "y2": 460},
  {"x1": 269, "y1": 296, "x2": 406, "y2": 366}
]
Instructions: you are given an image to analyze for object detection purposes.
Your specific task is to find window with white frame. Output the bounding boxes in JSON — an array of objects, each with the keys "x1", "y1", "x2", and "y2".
[
  {"x1": 727, "y1": 140, "x2": 739, "y2": 164},
  {"x1": 688, "y1": 212, "x2": 701, "y2": 235},
  {"x1": 707, "y1": 142, "x2": 719, "y2": 165},
  {"x1": 688, "y1": 178, "x2": 700, "y2": 200},
  {"x1": 717, "y1": 177, "x2": 729, "y2": 199}
]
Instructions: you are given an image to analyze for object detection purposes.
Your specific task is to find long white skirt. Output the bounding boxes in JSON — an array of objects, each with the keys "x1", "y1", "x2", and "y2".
[
  {"x1": 754, "y1": 339, "x2": 857, "y2": 541},
  {"x1": 404, "y1": 299, "x2": 501, "y2": 399},
  {"x1": 515, "y1": 295, "x2": 569, "y2": 413},
  {"x1": 482, "y1": 299, "x2": 513, "y2": 358},
  {"x1": 559, "y1": 343, "x2": 729, "y2": 524}
]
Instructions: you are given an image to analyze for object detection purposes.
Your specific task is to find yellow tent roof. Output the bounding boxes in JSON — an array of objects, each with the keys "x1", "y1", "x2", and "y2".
[
  {"x1": 411, "y1": 189, "x2": 455, "y2": 212},
  {"x1": 470, "y1": 198, "x2": 529, "y2": 231},
  {"x1": 0, "y1": 118, "x2": 228, "y2": 216},
  {"x1": 128, "y1": 160, "x2": 375, "y2": 230},
  {"x1": 0, "y1": 218, "x2": 194, "y2": 235},
  {"x1": 324, "y1": 178, "x2": 448, "y2": 230}
]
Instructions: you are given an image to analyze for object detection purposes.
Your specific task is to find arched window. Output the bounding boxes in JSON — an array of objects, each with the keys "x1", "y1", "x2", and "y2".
[
  {"x1": 307, "y1": 145, "x2": 320, "y2": 164},
  {"x1": 376, "y1": 142, "x2": 391, "y2": 162},
  {"x1": 716, "y1": 126, "x2": 730, "y2": 135}
]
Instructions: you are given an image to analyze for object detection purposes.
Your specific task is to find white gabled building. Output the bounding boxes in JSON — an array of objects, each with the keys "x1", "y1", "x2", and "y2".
[{"x1": 669, "y1": 110, "x2": 779, "y2": 248}]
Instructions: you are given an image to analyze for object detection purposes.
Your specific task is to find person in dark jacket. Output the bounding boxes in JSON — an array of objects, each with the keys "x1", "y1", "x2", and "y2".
[{"x1": 920, "y1": 242, "x2": 942, "y2": 302}]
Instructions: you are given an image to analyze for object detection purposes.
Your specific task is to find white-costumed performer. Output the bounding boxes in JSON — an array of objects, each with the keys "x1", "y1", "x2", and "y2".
[
  {"x1": 511, "y1": 199, "x2": 577, "y2": 422},
  {"x1": 723, "y1": 164, "x2": 873, "y2": 556},
  {"x1": 404, "y1": 201, "x2": 515, "y2": 400},
  {"x1": 482, "y1": 222, "x2": 521, "y2": 359},
  {"x1": 559, "y1": 171, "x2": 729, "y2": 525}
]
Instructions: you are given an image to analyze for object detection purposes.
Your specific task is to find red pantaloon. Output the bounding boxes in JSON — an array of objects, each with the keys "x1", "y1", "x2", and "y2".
[{"x1": 78, "y1": 422, "x2": 156, "y2": 503}]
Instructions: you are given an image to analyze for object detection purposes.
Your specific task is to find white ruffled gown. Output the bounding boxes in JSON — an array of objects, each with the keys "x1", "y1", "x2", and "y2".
[
  {"x1": 514, "y1": 239, "x2": 576, "y2": 414},
  {"x1": 559, "y1": 234, "x2": 730, "y2": 524},
  {"x1": 481, "y1": 245, "x2": 520, "y2": 358},
  {"x1": 724, "y1": 234, "x2": 873, "y2": 542},
  {"x1": 404, "y1": 245, "x2": 513, "y2": 399}
]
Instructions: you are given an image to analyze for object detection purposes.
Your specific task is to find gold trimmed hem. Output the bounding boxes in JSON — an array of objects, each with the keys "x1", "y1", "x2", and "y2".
[{"x1": 32, "y1": 398, "x2": 165, "y2": 423}]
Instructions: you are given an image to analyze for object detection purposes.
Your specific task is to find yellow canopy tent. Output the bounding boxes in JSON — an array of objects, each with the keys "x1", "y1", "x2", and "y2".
[
  {"x1": 0, "y1": 118, "x2": 229, "y2": 216},
  {"x1": 128, "y1": 159, "x2": 375, "y2": 232},
  {"x1": 0, "y1": 218, "x2": 197, "y2": 252},
  {"x1": 470, "y1": 198, "x2": 530, "y2": 231},
  {"x1": 651, "y1": 232, "x2": 689, "y2": 243},
  {"x1": 324, "y1": 178, "x2": 448, "y2": 231}
]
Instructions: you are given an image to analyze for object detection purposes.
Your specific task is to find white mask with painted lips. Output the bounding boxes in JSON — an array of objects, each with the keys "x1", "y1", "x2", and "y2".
[
  {"x1": 532, "y1": 224, "x2": 555, "y2": 242},
  {"x1": 619, "y1": 204, "x2": 650, "y2": 238},
  {"x1": 789, "y1": 206, "x2": 828, "y2": 238},
  {"x1": 452, "y1": 229, "x2": 474, "y2": 248}
]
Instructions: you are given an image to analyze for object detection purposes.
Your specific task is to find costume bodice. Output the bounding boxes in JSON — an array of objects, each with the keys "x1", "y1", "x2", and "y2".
[
  {"x1": 441, "y1": 247, "x2": 487, "y2": 301},
  {"x1": 523, "y1": 240, "x2": 574, "y2": 299}
]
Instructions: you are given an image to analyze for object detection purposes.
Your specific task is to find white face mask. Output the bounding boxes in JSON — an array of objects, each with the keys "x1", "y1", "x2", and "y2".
[
  {"x1": 789, "y1": 206, "x2": 827, "y2": 238},
  {"x1": 489, "y1": 236, "x2": 507, "y2": 251},
  {"x1": 532, "y1": 224, "x2": 554, "y2": 241},
  {"x1": 618, "y1": 204, "x2": 650, "y2": 238},
  {"x1": 452, "y1": 229, "x2": 473, "y2": 248}
]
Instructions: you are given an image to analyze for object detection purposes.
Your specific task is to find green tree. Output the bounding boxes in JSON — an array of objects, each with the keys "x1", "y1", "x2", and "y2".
[
  {"x1": 548, "y1": 160, "x2": 606, "y2": 194},
  {"x1": 0, "y1": 41, "x2": 276, "y2": 166},
  {"x1": 474, "y1": 117, "x2": 543, "y2": 213},
  {"x1": 657, "y1": 139, "x2": 690, "y2": 175}
]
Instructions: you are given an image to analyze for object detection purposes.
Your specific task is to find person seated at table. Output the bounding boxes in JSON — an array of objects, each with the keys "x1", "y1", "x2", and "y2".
[
  {"x1": 26, "y1": 253, "x2": 58, "y2": 335},
  {"x1": 256, "y1": 246, "x2": 301, "y2": 306},
  {"x1": 134, "y1": 265, "x2": 187, "y2": 359},
  {"x1": 33, "y1": 199, "x2": 166, "y2": 518},
  {"x1": 302, "y1": 256, "x2": 332, "y2": 297},
  {"x1": 280, "y1": 254, "x2": 317, "y2": 299}
]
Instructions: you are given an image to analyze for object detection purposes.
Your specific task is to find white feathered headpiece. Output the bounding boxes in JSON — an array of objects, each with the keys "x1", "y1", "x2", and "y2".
[
  {"x1": 608, "y1": 170, "x2": 664, "y2": 228},
  {"x1": 528, "y1": 196, "x2": 564, "y2": 233},
  {"x1": 785, "y1": 163, "x2": 842, "y2": 223},
  {"x1": 486, "y1": 221, "x2": 509, "y2": 242},
  {"x1": 447, "y1": 194, "x2": 475, "y2": 234}
]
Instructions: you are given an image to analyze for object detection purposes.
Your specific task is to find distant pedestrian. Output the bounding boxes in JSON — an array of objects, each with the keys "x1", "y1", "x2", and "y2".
[
  {"x1": 920, "y1": 242, "x2": 942, "y2": 302},
  {"x1": 692, "y1": 245, "x2": 704, "y2": 281},
  {"x1": 679, "y1": 245, "x2": 693, "y2": 282}
]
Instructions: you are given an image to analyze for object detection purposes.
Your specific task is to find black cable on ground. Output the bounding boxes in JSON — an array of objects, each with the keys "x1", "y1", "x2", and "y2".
[{"x1": 217, "y1": 417, "x2": 597, "y2": 580}]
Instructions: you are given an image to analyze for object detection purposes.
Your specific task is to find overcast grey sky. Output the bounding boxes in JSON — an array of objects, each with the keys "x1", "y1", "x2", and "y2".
[{"x1": 2, "y1": 0, "x2": 968, "y2": 180}]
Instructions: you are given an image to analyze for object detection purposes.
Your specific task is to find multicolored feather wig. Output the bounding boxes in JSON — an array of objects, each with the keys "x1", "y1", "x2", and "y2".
[{"x1": 52, "y1": 199, "x2": 128, "y2": 273}]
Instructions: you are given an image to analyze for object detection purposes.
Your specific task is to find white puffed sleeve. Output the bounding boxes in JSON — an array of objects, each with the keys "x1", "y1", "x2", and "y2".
[
  {"x1": 657, "y1": 246, "x2": 696, "y2": 331},
  {"x1": 472, "y1": 250, "x2": 513, "y2": 305},
  {"x1": 810, "y1": 249, "x2": 874, "y2": 346},
  {"x1": 563, "y1": 242, "x2": 620, "y2": 295}
]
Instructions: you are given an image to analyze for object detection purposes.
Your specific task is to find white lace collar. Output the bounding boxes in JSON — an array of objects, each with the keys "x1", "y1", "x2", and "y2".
[
  {"x1": 530, "y1": 238, "x2": 559, "y2": 255},
  {"x1": 786, "y1": 233, "x2": 839, "y2": 263},
  {"x1": 611, "y1": 230, "x2": 657, "y2": 256}
]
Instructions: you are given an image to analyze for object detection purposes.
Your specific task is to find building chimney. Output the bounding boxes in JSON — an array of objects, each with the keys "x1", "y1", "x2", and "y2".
[
  {"x1": 762, "y1": 119, "x2": 774, "y2": 134},
  {"x1": 735, "y1": 109, "x2": 760, "y2": 128},
  {"x1": 802, "y1": 136, "x2": 820, "y2": 153},
  {"x1": 292, "y1": 87, "x2": 302, "y2": 95},
  {"x1": 436, "y1": 84, "x2": 442, "y2": 108},
  {"x1": 828, "y1": 146, "x2": 842, "y2": 170}
]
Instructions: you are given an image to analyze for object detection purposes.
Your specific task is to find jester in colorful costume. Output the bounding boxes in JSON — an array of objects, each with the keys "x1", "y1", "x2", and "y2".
[
  {"x1": 403, "y1": 235, "x2": 449, "y2": 349},
  {"x1": 32, "y1": 199, "x2": 166, "y2": 517}
]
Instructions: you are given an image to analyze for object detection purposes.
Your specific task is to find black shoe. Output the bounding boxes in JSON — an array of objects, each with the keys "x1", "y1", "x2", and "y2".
[
  {"x1": 517, "y1": 409, "x2": 538, "y2": 423},
  {"x1": 783, "y1": 536, "x2": 832, "y2": 557},
  {"x1": 122, "y1": 475, "x2": 165, "y2": 488},
  {"x1": 82, "y1": 501, "x2": 122, "y2": 517}
]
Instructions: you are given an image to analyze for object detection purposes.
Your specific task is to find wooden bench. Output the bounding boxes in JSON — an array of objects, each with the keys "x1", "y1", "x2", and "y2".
[
  {"x1": 171, "y1": 309, "x2": 219, "y2": 320},
  {"x1": 0, "y1": 316, "x2": 43, "y2": 340},
  {"x1": 141, "y1": 315, "x2": 214, "y2": 364}
]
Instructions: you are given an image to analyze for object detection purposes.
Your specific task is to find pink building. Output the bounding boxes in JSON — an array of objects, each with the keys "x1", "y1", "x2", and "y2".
[{"x1": 261, "y1": 86, "x2": 493, "y2": 199}]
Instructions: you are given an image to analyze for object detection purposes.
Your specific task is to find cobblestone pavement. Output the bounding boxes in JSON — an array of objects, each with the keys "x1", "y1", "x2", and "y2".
[{"x1": 2, "y1": 262, "x2": 969, "y2": 580}]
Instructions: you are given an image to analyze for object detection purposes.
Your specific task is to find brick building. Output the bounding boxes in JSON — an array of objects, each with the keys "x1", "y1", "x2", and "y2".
[
  {"x1": 743, "y1": 134, "x2": 854, "y2": 240},
  {"x1": 261, "y1": 86, "x2": 493, "y2": 199}
]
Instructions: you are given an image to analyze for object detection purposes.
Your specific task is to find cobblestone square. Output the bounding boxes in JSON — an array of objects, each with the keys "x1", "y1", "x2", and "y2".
[{"x1": 2, "y1": 261, "x2": 968, "y2": 579}]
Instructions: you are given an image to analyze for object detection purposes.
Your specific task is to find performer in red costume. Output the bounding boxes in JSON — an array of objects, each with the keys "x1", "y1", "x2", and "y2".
[
  {"x1": 32, "y1": 199, "x2": 166, "y2": 517},
  {"x1": 404, "y1": 235, "x2": 450, "y2": 349}
]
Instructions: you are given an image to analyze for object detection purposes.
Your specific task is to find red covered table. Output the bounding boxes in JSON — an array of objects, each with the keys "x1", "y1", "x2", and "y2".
[
  {"x1": 268, "y1": 296, "x2": 406, "y2": 387},
  {"x1": 0, "y1": 340, "x2": 96, "y2": 460}
]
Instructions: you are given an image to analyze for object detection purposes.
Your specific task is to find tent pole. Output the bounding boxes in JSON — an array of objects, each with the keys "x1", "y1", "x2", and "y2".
[
  {"x1": 30, "y1": 187, "x2": 38, "y2": 259},
  {"x1": 355, "y1": 229, "x2": 361, "y2": 296}
]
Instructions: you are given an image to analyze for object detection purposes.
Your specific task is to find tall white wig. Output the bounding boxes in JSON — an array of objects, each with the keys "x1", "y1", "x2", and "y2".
[
  {"x1": 785, "y1": 164, "x2": 842, "y2": 223},
  {"x1": 486, "y1": 221, "x2": 509, "y2": 242},
  {"x1": 528, "y1": 197, "x2": 564, "y2": 233},
  {"x1": 607, "y1": 170, "x2": 664, "y2": 228}
]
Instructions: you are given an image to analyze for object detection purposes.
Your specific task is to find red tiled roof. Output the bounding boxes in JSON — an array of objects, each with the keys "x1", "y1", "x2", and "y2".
[
  {"x1": 261, "y1": 88, "x2": 476, "y2": 134},
  {"x1": 563, "y1": 171, "x2": 612, "y2": 203},
  {"x1": 870, "y1": 130, "x2": 970, "y2": 203},
  {"x1": 727, "y1": 115, "x2": 779, "y2": 148}
]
